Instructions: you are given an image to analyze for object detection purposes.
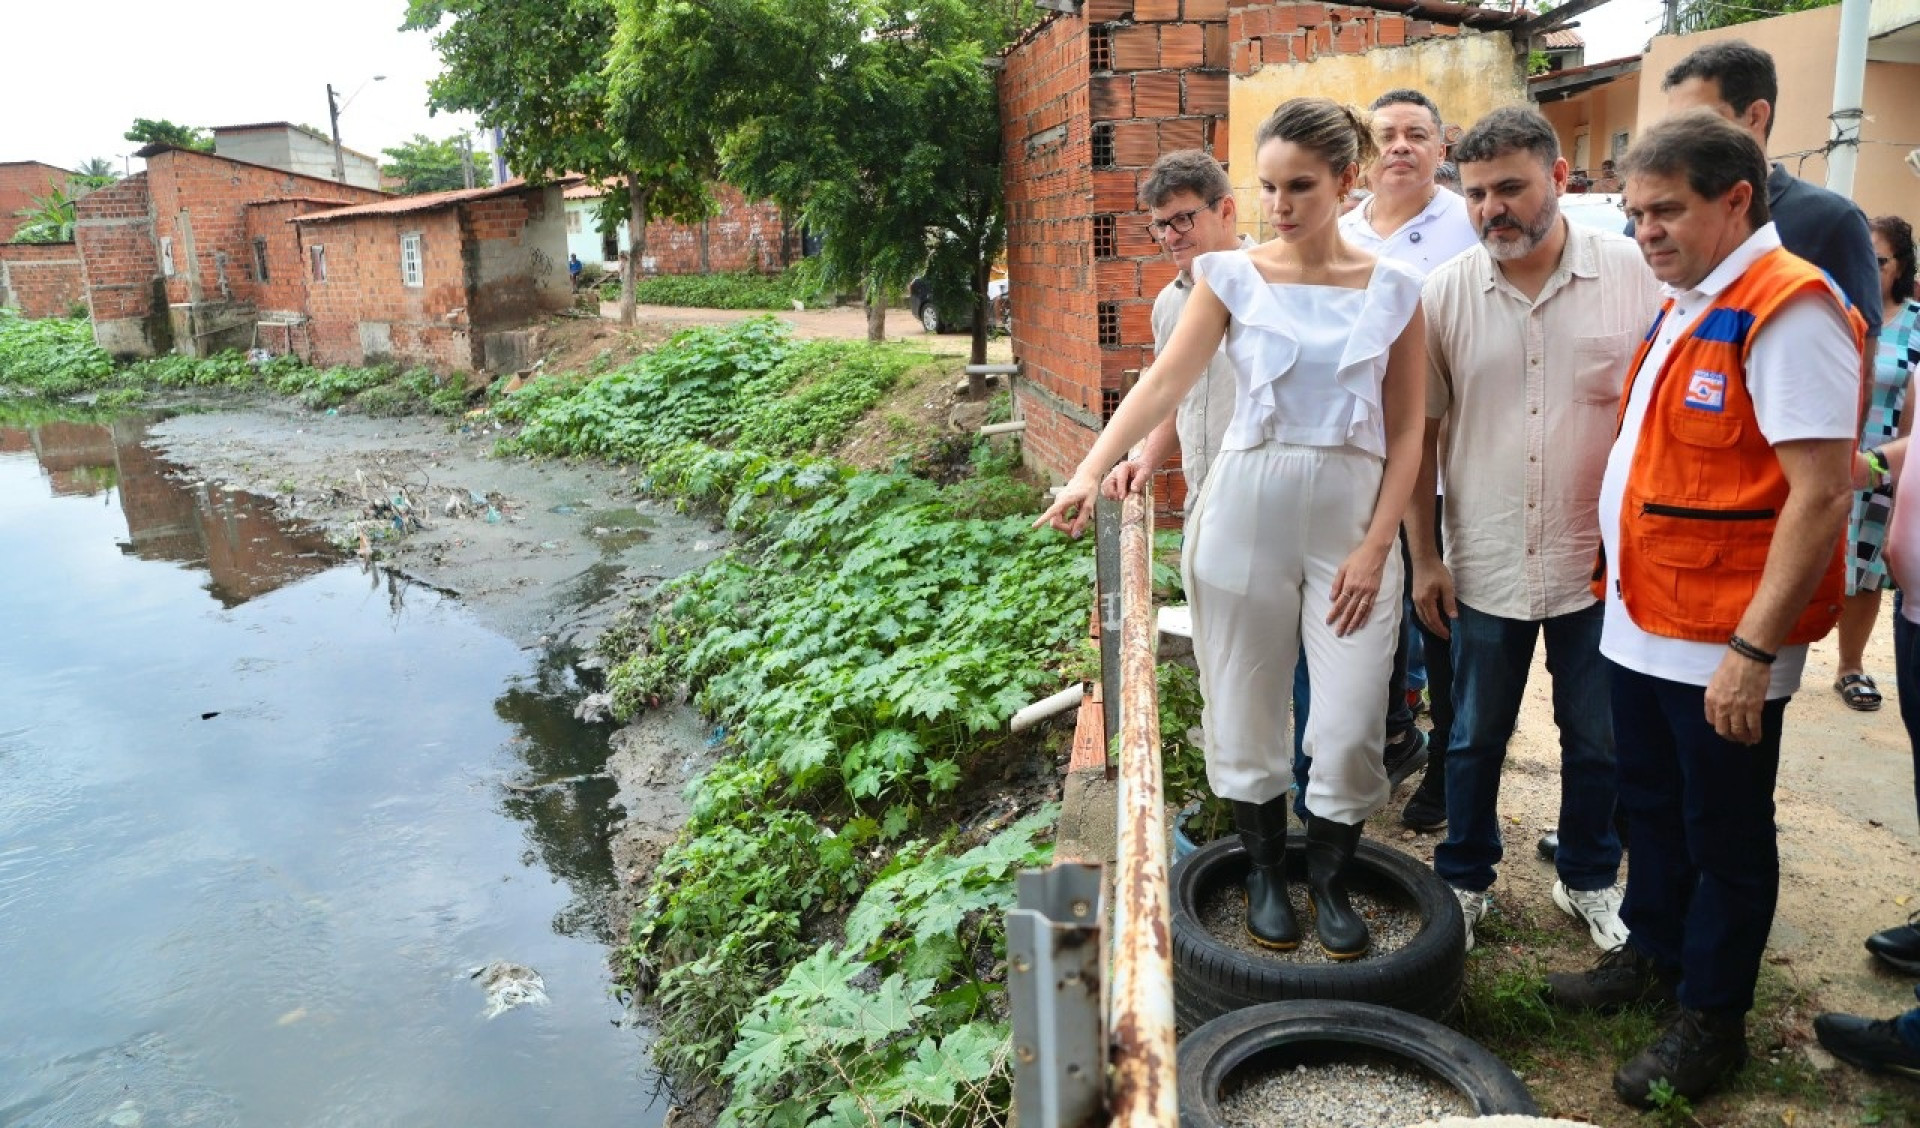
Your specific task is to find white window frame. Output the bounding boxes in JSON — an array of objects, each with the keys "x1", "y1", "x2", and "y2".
[
  {"x1": 159, "y1": 237, "x2": 175, "y2": 278},
  {"x1": 310, "y1": 244, "x2": 327, "y2": 283},
  {"x1": 400, "y1": 232, "x2": 424, "y2": 288}
]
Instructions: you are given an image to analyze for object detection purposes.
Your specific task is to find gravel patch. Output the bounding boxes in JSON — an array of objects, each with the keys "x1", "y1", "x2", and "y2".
[
  {"x1": 1216, "y1": 1054, "x2": 1472, "y2": 1128},
  {"x1": 1199, "y1": 879, "x2": 1421, "y2": 963}
]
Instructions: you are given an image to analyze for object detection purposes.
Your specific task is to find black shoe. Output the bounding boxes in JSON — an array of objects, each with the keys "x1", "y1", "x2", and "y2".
[
  {"x1": 1614, "y1": 1008, "x2": 1749, "y2": 1109},
  {"x1": 1546, "y1": 943, "x2": 1679, "y2": 1013},
  {"x1": 1867, "y1": 913, "x2": 1920, "y2": 975},
  {"x1": 1815, "y1": 1012, "x2": 1920, "y2": 1079},
  {"x1": 1537, "y1": 830, "x2": 1559, "y2": 861},
  {"x1": 1383, "y1": 727, "x2": 1429, "y2": 791},
  {"x1": 1400, "y1": 752, "x2": 1447, "y2": 832},
  {"x1": 1305, "y1": 815, "x2": 1369, "y2": 960},
  {"x1": 1232, "y1": 798, "x2": 1300, "y2": 950}
]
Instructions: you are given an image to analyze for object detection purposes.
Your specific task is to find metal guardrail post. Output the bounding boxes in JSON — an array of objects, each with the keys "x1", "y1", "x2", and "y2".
[
  {"x1": 1008, "y1": 864, "x2": 1106, "y2": 1128},
  {"x1": 1108, "y1": 483, "x2": 1178, "y2": 1128}
]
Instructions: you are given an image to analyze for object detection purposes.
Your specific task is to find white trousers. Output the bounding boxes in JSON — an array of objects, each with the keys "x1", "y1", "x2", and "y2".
[{"x1": 1182, "y1": 442, "x2": 1399, "y2": 824}]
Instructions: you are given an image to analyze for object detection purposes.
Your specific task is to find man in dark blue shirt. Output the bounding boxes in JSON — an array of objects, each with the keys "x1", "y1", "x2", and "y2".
[{"x1": 1661, "y1": 41, "x2": 1882, "y2": 340}]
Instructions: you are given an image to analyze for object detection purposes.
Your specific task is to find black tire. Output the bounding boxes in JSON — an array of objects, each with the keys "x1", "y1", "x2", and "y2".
[
  {"x1": 1170, "y1": 835, "x2": 1465, "y2": 1020},
  {"x1": 1177, "y1": 1000, "x2": 1539, "y2": 1126}
]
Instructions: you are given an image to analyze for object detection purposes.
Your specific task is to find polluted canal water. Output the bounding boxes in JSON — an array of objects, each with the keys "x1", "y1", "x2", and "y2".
[{"x1": 0, "y1": 415, "x2": 668, "y2": 1126}]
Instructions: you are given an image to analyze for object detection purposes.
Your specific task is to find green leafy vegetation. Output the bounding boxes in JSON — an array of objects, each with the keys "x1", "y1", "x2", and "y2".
[
  {"x1": 380, "y1": 133, "x2": 492, "y2": 195},
  {"x1": 0, "y1": 314, "x2": 473, "y2": 415},
  {"x1": 618, "y1": 265, "x2": 832, "y2": 311}
]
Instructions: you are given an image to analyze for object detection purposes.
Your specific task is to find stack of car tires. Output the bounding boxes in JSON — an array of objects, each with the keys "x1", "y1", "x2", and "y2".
[{"x1": 1170, "y1": 835, "x2": 1544, "y2": 1122}]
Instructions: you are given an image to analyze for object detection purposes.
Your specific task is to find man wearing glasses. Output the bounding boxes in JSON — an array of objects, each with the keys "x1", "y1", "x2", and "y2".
[{"x1": 1102, "y1": 151, "x2": 1251, "y2": 510}]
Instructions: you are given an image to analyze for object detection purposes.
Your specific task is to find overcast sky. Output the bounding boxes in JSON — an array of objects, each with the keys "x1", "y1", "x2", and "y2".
[{"x1": 1, "y1": 0, "x2": 1665, "y2": 176}]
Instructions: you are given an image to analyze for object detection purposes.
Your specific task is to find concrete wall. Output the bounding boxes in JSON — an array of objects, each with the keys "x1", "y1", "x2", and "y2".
[
  {"x1": 0, "y1": 162, "x2": 73, "y2": 243},
  {"x1": 1639, "y1": 8, "x2": 1920, "y2": 221},
  {"x1": 463, "y1": 185, "x2": 571, "y2": 328},
  {"x1": 0, "y1": 243, "x2": 86, "y2": 318},
  {"x1": 214, "y1": 126, "x2": 383, "y2": 191},
  {"x1": 1227, "y1": 31, "x2": 1527, "y2": 241}
]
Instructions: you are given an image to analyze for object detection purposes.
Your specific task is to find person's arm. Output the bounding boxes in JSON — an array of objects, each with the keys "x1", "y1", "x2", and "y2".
[
  {"x1": 1406, "y1": 416, "x2": 1455, "y2": 638},
  {"x1": 1102, "y1": 415, "x2": 1178, "y2": 499},
  {"x1": 1036, "y1": 279, "x2": 1231, "y2": 536},
  {"x1": 1328, "y1": 301, "x2": 1427, "y2": 637},
  {"x1": 1703, "y1": 437, "x2": 1853, "y2": 743}
]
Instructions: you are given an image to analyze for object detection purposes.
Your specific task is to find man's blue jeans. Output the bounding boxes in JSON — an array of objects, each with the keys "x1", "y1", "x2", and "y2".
[
  {"x1": 1612, "y1": 660, "x2": 1785, "y2": 1015},
  {"x1": 1891, "y1": 609, "x2": 1920, "y2": 1049},
  {"x1": 1434, "y1": 601, "x2": 1621, "y2": 894}
]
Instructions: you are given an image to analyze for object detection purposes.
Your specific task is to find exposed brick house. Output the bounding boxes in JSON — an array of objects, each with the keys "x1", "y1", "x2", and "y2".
[
  {"x1": 0, "y1": 161, "x2": 74, "y2": 243},
  {"x1": 563, "y1": 181, "x2": 799, "y2": 275},
  {"x1": 0, "y1": 243, "x2": 86, "y2": 318},
  {"x1": 291, "y1": 181, "x2": 573, "y2": 373},
  {"x1": 74, "y1": 148, "x2": 384, "y2": 358},
  {"x1": 998, "y1": 0, "x2": 1535, "y2": 512}
]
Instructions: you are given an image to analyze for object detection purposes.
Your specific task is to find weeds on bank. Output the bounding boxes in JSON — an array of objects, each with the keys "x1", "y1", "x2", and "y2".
[
  {"x1": 600, "y1": 263, "x2": 834, "y2": 310},
  {"x1": 497, "y1": 317, "x2": 1081, "y2": 1125}
]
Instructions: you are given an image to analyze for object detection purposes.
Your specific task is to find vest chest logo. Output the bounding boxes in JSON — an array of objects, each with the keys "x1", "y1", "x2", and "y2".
[{"x1": 1684, "y1": 369, "x2": 1728, "y2": 412}]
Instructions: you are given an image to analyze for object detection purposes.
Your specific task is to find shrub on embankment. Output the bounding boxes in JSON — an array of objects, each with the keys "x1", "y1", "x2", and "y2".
[
  {"x1": 0, "y1": 312, "x2": 469, "y2": 415},
  {"x1": 600, "y1": 264, "x2": 833, "y2": 310},
  {"x1": 491, "y1": 318, "x2": 1091, "y2": 1126}
]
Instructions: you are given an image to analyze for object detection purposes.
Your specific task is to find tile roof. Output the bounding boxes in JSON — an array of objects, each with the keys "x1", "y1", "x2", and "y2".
[
  {"x1": 290, "y1": 177, "x2": 580, "y2": 224},
  {"x1": 1539, "y1": 29, "x2": 1586, "y2": 48}
]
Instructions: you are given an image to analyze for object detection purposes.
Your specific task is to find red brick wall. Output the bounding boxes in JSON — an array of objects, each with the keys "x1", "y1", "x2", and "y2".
[
  {"x1": 636, "y1": 185, "x2": 791, "y2": 275},
  {"x1": 0, "y1": 243, "x2": 86, "y2": 318},
  {"x1": 0, "y1": 162, "x2": 73, "y2": 244},
  {"x1": 142, "y1": 149, "x2": 384, "y2": 310},
  {"x1": 74, "y1": 175, "x2": 166, "y2": 356},
  {"x1": 1226, "y1": 1, "x2": 1458, "y2": 73},
  {"x1": 1002, "y1": 2, "x2": 1228, "y2": 486},
  {"x1": 301, "y1": 209, "x2": 471, "y2": 372},
  {"x1": 242, "y1": 200, "x2": 330, "y2": 315}
]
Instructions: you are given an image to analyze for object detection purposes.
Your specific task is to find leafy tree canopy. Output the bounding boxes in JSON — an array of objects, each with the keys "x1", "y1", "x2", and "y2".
[
  {"x1": 381, "y1": 133, "x2": 492, "y2": 195},
  {"x1": 406, "y1": 0, "x2": 714, "y2": 323},
  {"x1": 74, "y1": 158, "x2": 120, "y2": 181},
  {"x1": 124, "y1": 118, "x2": 213, "y2": 152},
  {"x1": 1672, "y1": 0, "x2": 1835, "y2": 32}
]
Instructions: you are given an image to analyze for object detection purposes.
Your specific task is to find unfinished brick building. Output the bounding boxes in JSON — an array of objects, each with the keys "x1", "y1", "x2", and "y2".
[
  {"x1": 73, "y1": 148, "x2": 383, "y2": 358},
  {"x1": 0, "y1": 244, "x2": 86, "y2": 318},
  {"x1": 564, "y1": 182, "x2": 800, "y2": 275},
  {"x1": 0, "y1": 161, "x2": 74, "y2": 244},
  {"x1": 998, "y1": 0, "x2": 1533, "y2": 510}
]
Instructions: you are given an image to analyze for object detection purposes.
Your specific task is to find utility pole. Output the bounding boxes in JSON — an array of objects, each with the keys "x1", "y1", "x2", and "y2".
[
  {"x1": 1826, "y1": 0, "x2": 1871, "y2": 197},
  {"x1": 327, "y1": 83, "x2": 346, "y2": 184},
  {"x1": 459, "y1": 136, "x2": 476, "y2": 190}
]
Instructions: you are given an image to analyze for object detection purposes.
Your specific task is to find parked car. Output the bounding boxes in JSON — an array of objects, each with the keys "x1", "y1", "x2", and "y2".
[
  {"x1": 911, "y1": 275, "x2": 1010, "y2": 335},
  {"x1": 1562, "y1": 192, "x2": 1628, "y2": 235}
]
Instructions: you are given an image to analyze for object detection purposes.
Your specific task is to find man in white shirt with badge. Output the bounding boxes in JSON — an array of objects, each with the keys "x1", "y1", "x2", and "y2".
[
  {"x1": 1411, "y1": 106, "x2": 1657, "y2": 957},
  {"x1": 1545, "y1": 109, "x2": 1864, "y2": 1111}
]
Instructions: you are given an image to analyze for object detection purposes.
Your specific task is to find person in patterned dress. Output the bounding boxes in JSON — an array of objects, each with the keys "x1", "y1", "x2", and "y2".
[{"x1": 1834, "y1": 216, "x2": 1919, "y2": 711}]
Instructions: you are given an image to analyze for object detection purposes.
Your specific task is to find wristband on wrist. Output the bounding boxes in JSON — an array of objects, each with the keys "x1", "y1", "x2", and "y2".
[
  {"x1": 1728, "y1": 634, "x2": 1778, "y2": 665},
  {"x1": 1868, "y1": 448, "x2": 1891, "y2": 488}
]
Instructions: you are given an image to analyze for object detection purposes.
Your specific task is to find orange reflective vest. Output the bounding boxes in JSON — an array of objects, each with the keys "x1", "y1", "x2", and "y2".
[{"x1": 1593, "y1": 246, "x2": 1866, "y2": 644}]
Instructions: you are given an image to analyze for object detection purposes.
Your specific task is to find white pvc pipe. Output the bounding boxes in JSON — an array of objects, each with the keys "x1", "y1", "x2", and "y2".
[
  {"x1": 1826, "y1": 0, "x2": 1871, "y2": 197},
  {"x1": 1009, "y1": 684, "x2": 1085, "y2": 732},
  {"x1": 980, "y1": 419, "x2": 1028, "y2": 436}
]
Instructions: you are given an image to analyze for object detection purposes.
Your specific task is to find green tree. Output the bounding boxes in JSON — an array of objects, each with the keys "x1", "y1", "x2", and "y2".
[
  {"x1": 74, "y1": 158, "x2": 120, "y2": 181},
  {"x1": 617, "y1": 0, "x2": 1028, "y2": 365},
  {"x1": 381, "y1": 133, "x2": 492, "y2": 195},
  {"x1": 1672, "y1": 0, "x2": 1835, "y2": 32},
  {"x1": 124, "y1": 118, "x2": 214, "y2": 152},
  {"x1": 10, "y1": 186, "x2": 77, "y2": 244},
  {"x1": 405, "y1": 0, "x2": 712, "y2": 326}
]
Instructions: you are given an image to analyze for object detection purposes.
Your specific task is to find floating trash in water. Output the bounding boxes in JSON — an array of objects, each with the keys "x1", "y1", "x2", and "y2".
[
  {"x1": 468, "y1": 961, "x2": 549, "y2": 1019},
  {"x1": 105, "y1": 1101, "x2": 142, "y2": 1127}
]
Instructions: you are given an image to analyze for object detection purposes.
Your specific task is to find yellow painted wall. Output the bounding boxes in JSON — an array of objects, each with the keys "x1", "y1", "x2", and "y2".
[
  {"x1": 1639, "y1": 8, "x2": 1920, "y2": 221},
  {"x1": 1541, "y1": 69, "x2": 1645, "y2": 177},
  {"x1": 1226, "y1": 33, "x2": 1528, "y2": 240}
]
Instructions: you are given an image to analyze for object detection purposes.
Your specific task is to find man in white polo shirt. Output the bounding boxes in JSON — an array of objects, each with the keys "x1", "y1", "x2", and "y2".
[{"x1": 1411, "y1": 106, "x2": 1658, "y2": 956}]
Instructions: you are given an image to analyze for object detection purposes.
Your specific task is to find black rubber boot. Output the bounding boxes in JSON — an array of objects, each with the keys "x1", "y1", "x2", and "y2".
[
  {"x1": 1232, "y1": 798, "x2": 1301, "y2": 950},
  {"x1": 1400, "y1": 744, "x2": 1447, "y2": 831},
  {"x1": 1305, "y1": 815, "x2": 1369, "y2": 960}
]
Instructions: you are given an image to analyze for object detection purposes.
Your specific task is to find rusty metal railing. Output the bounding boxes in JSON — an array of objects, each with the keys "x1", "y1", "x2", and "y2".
[
  {"x1": 1107, "y1": 480, "x2": 1177, "y2": 1127},
  {"x1": 1009, "y1": 477, "x2": 1176, "y2": 1128}
]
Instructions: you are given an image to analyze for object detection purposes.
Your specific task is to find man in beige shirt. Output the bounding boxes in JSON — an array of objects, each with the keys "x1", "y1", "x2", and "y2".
[{"x1": 1408, "y1": 106, "x2": 1662, "y2": 952}]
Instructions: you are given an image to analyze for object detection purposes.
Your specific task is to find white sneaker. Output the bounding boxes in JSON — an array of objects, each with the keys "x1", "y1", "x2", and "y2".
[
  {"x1": 1452, "y1": 886, "x2": 1492, "y2": 952},
  {"x1": 1553, "y1": 879, "x2": 1629, "y2": 950}
]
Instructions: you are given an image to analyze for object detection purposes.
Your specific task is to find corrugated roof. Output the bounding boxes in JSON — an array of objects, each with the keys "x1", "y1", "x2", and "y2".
[{"x1": 291, "y1": 177, "x2": 580, "y2": 224}]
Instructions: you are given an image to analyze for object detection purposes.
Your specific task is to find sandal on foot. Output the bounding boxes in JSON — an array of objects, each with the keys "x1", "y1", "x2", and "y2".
[{"x1": 1835, "y1": 672, "x2": 1883, "y2": 712}]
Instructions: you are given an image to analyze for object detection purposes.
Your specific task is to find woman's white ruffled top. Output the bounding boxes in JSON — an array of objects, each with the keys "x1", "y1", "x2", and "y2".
[{"x1": 1192, "y1": 249, "x2": 1422, "y2": 459}]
